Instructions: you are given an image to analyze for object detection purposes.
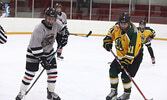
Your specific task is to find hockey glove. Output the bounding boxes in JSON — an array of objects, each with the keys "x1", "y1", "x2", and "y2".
[
  {"x1": 144, "y1": 37, "x2": 153, "y2": 44},
  {"x1": 40, "y1": 57, "x2": 51, "y2": 70},
  {"x1": 65, "y1": 27, "x2": 70, "y2": 36},
  {"x1": 120, "y1": 58, "x2": 131, "y2": 69},
  {"x1": 60, "y1": 34, "x2": 68, "y2": 47},
  {"x1": 103, "y1": 36, "x2": 113, "y2": 51}
]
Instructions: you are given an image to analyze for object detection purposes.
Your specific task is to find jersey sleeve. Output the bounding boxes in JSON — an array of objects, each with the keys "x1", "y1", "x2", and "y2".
[
  {"x1": 64, "y1": 13, "x2": 67, "y2": 24},
  {"x1": 29, "y1": 26, "x2": 44, "y2": 58},
  {"x1": 0, "y1": 26, "x2": 7, "y2": 44},
  {"x1": 107, "y1": 26, "x2": 115, "y2": 41},
  {"x1": 56, "y1": 20, "x2": 65, "y2": 31},
  {"x1": 125, "y1": 25, "x2": 138, "y2": 63},
  {"x1": 56, "y1": 20, "x2": 67, "y2": 36},
  {"x1": 149, "y1": 28, "x2": 156, "y2": 38}
]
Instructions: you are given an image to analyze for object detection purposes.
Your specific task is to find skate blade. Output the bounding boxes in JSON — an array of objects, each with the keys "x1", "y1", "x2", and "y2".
[
  {"x1": 48, "y1": 97, "x2": 61, "y2": 100},
  {"x1": 152, "y1": 62, "x2": 155, "y2": 64},
  {"x1": 111, "y1": 96, "x2": 117, "y2": 100},
  {"x1": 108, "y1": 62, "x2": 112, "y2": 64},
  {"x1": 57, "y1": 57, "x2": 64, "y2": 61},
  {"x1": 116, "y1": 97, "x2": 129, "y2": 100}
]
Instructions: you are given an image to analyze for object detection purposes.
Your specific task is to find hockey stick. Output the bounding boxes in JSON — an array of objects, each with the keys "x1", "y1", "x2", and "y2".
[
  {"x1": 110, "y1": 50, "x2": 153, "y2": 100},
  {"x1": 70, "y1": 31, "x2": 92, "y2": 37},
  {"x1": 25, "y1": 45, "x2": 62, "y2": 95}
]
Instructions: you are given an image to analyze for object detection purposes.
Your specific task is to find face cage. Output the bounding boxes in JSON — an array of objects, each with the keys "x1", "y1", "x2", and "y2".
[
  {"x1": 44, "y1": 16, "x2": 56, "y2": 27},
  {"x1": 119, "y1": 22, "x2": 130, "y2": 33}
]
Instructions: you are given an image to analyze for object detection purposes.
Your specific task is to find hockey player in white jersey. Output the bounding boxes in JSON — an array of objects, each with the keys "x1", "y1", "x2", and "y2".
[
  {"x1": 15, "y1": 7, "x2": 68, "y2": 100},
  {"x1": 55, "y1": 3, "x2": 69, "y2": 60},
  {"x1": 55, "y1": 3, "x2": 67, "y2": 25},
  {"x1": 0, "y1": 1, "x2": 7, "y2": 44}
]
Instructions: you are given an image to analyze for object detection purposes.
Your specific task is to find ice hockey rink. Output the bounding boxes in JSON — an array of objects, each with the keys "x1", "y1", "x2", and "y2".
[{"x1": 0, "y1": 34, "x2": 167, "y2": 100}]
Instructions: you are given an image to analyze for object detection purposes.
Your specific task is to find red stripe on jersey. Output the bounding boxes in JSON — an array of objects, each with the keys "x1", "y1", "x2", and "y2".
[
  {"x1": 24, "y1": 76, "x2": 32, "y2": 81},
  {"x1": 48, "y1": 76, "x2": 57, "y2": 79}
]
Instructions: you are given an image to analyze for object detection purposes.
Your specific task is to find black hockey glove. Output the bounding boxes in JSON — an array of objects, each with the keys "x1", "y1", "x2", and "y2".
[
  {"x1": 60, "y1": 34, "x2": 68, "y2": 47},
  {"x1": 65, "y1": 27, "x2": 70, "y2": 36},
  {"x1": 144, "y1": 37, "x2": 153, "y2": 44},
  {"x1": 40, "y1": 57, "x2": 51, "y2": 70},
  {"x1": 120, "y1": 58, "x2": 131, "y2": 69},
  {"x1": 103, "y1": 36, "x2": 113, "y2": 51}
]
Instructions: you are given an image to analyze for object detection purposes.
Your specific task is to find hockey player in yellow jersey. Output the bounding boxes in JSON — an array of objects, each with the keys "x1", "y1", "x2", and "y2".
[
  {"x1": 138, "y1": 20, "x2": 156, "y2": 64},
  {"x1": 103, "y1": 12, "x2": 143, "y2": 100}
]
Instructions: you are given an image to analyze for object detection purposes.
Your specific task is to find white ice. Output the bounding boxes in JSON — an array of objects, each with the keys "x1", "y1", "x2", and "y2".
[{"x1": 0, "y1": 35, "x2": 167, "y2": 100}]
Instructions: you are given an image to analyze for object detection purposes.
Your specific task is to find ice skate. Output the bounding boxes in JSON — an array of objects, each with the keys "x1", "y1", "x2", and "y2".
[
  {"x1": 151, "y1": 58, "x2": 155, "y2": 64},
  {"x1": 57, "y1": 55, "x2": 64, "y2": 60},
  {"x1": 47, "y1": 88, "x2": 61, "y2": 100},
  {"x1": 15, "y1": 91, "x2": 25, "y2": 100},
  {"x1": 106, "y1": 88, "x2": 118, "y2": 100},
  {"x1": 117, "y1": 92, "x2": 130, "y2": 100}
]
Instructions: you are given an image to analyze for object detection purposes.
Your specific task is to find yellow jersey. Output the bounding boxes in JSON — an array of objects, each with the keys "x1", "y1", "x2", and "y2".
[
  {"x1": 137, "y1": 27, "x2": 156, "y2": 44},
  {"x1": 107, "y1": 23, "x2": 142, "y2": 63}
]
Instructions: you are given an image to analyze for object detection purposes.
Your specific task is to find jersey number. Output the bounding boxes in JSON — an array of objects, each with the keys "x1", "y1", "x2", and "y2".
[{"x1": 128, "y1": 46, "x2": 134, "y2": 54}]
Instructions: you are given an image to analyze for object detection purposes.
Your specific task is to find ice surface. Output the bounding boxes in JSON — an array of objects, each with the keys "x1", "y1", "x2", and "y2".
[{"x1": 0, "y1": 35, "x2": 167, "y2": 100}]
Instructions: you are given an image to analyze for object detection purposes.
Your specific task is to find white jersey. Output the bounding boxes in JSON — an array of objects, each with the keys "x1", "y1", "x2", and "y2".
[
  {"x1": 26, "y1": 20, "x2": 64, "y2": 63},
  {"x1": 0, "y1": 25, "x2": 7, "y2": 44},
  {"x1": 57, "y1": 12, "x2": 67, "y2": 25},
  {"x1": 56, "y1": 12, "x2": 68, "y2": 36}
]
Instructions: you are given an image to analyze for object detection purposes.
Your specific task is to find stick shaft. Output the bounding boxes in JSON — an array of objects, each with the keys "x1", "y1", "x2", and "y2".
[
  {"x1": 70, "y1": 31, "x2": 92, "y2": 37},
  {"x1": 25, "y1": 45, "x2": 62, "y2": 95},
  {"x1": 110, "y1": 50, "x2": 147, "y2": 100}
]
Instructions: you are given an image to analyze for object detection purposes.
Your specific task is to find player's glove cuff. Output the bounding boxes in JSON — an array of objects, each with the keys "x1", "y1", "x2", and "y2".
[
  {"x1": 40, "y1": 57, "x2": 51, "y2": 70},
  {"x1": 103, "y1": 36, "x2": 113, "y2": 51},
  {"x1": 120, "y1": 58, "x2": 131, "y2": 69},
  {"x1": 60, "y1": 34, "x2": 68, "y2": 47}
]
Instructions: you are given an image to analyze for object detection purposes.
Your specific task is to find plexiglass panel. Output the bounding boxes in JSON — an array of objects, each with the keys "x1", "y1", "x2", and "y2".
[
  {"x1": 130, "y1": 0, "x2": 149, "y2": 23},
  {"x1": 1, "y1": 0, "x2": 15, "y2": 17},
  {"x1": 91, "y1": 0, "x2": 110, "y2": 21},
  {"x1": 71, "y1": 0, "x2": 89, "y2": 20},
  {"x1": 1, "y1": 0, "x2": 167, "y2": 24},
  {"x1": 150, "y1": 0, "x2": 167, "y2": 24},
  {"x1": 16, "y1": 0, "x2": 33, "y2": 18},
  {"x1": 110, "y1": 0, "x2": 129, "y2": 22}
]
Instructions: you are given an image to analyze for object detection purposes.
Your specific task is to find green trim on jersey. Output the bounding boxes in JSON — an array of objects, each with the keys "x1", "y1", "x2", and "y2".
[
  {"x1": 145, "y1": 27, "x2": 156, "y2": 38},
  {"x1": 137, "y1": 26, "x2": 156, "y2": 39},
  {"x1": 126, "y1": 25, "x2": 137, "y2": 57}
]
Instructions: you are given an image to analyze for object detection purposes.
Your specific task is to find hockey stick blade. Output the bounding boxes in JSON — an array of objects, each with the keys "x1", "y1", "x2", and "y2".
[
  {"x1": 86, "y1": 31, "x2": 92, "y2": 37},
  {"x1": 110, "y1": 50, "x2": 153, "y2": 100},
  {"x1": 70, "y1": 31, "x2": 92, "y2": 38}
]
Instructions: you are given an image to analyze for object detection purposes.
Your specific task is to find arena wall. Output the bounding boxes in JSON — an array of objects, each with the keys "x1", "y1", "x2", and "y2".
[{"x1": 0, "y1": 18, "x2": 166, "y2": 40}]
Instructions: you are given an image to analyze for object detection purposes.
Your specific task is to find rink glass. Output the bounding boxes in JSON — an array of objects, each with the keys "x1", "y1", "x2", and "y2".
[{"x1": 1, "y1": 0, "x2": 167, "y2": 24}]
